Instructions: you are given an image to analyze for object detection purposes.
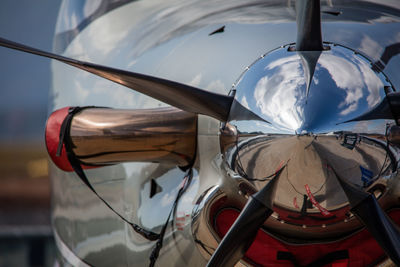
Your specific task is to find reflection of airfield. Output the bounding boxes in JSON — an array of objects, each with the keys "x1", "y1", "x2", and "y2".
[{"x1": 236, "y1": 135, "x2": 390, "y2": 213}]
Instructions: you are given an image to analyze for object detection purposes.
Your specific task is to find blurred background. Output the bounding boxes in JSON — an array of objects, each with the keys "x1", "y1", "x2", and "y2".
[{"x1": 0, "y1": 0, "x2": 62, "y2": 266}]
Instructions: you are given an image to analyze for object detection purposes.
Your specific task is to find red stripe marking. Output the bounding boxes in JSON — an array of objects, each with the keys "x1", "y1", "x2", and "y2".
[
  {"x1": 293, "y1": 197, "x2": 299, "y2": 209},
  {"x1": 305, "y1": 184, "x2": 332, "y2": 216}
]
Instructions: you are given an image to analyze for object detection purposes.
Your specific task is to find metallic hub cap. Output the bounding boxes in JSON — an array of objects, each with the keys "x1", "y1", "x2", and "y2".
[{"x1": 222, "y1": 44, "x2": 396, "y2": 239}]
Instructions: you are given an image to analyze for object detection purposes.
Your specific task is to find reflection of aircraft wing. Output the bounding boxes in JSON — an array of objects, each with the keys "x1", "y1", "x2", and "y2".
[{"x1": 2, "y1": 0, "x2": 400, "y2": 266}]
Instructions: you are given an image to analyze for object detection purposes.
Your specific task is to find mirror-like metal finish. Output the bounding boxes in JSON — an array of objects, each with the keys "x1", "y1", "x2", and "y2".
[
  {"x1": 70, "y1": 107, "x2": 197, "y2": 167},
  {"x1": 221, "y1": 43, "x2": 396, "y2": 240},
  {"x1": 46, "y1": 1, "x2": 400, "y2": 265}
]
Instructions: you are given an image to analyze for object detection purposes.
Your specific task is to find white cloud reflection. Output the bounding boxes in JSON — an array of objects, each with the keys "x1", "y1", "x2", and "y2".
[
  {"x1": 249, "y1": 47, "x2": 384, "y2": 132},
  {"x1": 318, "y1": 51, "x2": 383, "y2": 116},
  {"x1": 359, "y1": 35, "x2": 384, "y2": 62},
  {"x1": 253, "y1": 54, "x2": 306, "y2": 131},
  {"x1": 241, "y1": 95, "x2": 250, "y2": 109}
]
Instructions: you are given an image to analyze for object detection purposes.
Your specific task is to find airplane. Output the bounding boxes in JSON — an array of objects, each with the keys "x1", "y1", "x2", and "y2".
[{"x1": 1, "y1": 0, "x2": 400, "y2": 266}]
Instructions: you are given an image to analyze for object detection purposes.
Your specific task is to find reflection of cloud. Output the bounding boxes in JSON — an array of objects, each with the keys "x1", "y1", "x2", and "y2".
[
  {"x1": 254, "y1": 54, "x2": 305, "y2": 130},
  {"x1": 86, "y1": 21, "x2": 130, "y2": 56},
  {"x1": 241, "y1": 96, "x2": 249, "y2": 109},
  {"x1": 73, "y1": 80, "x2": 89, "y2": 103},
  {"x1": 83, "y1": 0, "x2": 101, "y2": 18},
  {"x1": 359, "y1": 60, "x2": 382, "y2": 108},
  {"x1": 359, "y1": 35, "x2": 383, "y2": 62},
  {"x1": 66, "y1": 36, "x2": 92, "y2": 61},
  {"x1": 161, "y1": 192, "x2": 175, "y2": 207},
  {"x1": 318, "y1": 53, "x2": 363, "y2": 115},
  {"x1": 318, "y1": 51, "x2": 382, "y2": 116}
]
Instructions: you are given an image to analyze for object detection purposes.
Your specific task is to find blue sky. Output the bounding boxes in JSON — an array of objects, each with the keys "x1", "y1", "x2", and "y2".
[{"x1": 0, "y1": 0, "x2": 61, "y2": 142}]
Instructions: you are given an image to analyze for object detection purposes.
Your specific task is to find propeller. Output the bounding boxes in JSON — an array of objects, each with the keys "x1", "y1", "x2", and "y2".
[
  {"x1": 206, "y1": 166, "x2": 284, "y2": 267},
  {"x1": 207, "y1": 1, "x2": 326, "y2": 265},
  {"x1": 333, "y1": 169, "x2": 400, "y2": 265},
  {"x1": 295, "y1": 0, "x2": 323, "y2": 51},
  {"x1": 0, "y1": 37, "x2": 233, "y2": 122}
]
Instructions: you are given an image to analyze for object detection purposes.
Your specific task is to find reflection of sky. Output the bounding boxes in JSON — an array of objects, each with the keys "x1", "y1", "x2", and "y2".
[
  {"x1": 56, "y1": 0, "x2": 102, "y2": 33},
  {"x1": 52, "y1": 0, "x2": 400, "y2": 117},
  {"x1": 318, "y1": 48, "x2": 383, "y2": 115},
  {"x1": 253, "y1": 53, "x2": 306, "y2": 131},
  {"x1": 52, "y1": 1, "x2": 298, "y2": 110},
  {"x1": 234, "y1": 120, "x2": 293, "y2": 135},
  {"x1": 136, "y1": 168, "x2": 199, "y2": 230},
  {"x1": 234, "y1": 45, "x2": 388, "y2": 134},
  {"x1": 137, "y1": 168, "x2": 183, "y2": 229}
]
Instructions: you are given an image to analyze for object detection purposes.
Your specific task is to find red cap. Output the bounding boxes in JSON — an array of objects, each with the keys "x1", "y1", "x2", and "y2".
[
  {"x1": 45, "y1": 107, "x2": 97, "y2": 172},
  {"x1": 45, "y1": 107, "x2": 74, "y2": 171}
]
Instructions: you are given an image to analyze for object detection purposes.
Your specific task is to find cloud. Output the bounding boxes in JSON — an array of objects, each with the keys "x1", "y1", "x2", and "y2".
[
  {"x1": 358, "y1": 35, "x2": 384, "y2": 62},
  {"x1": 318, "y1": 50, "x2": 383, "y2": 116},
  {"x1": 161, "y1": 192, "x2": 176, "y2": 207},
  {"x1": 241, "y1": 95, "x2": 249, "y2": 109},
  {"x1": 253, "y1": 54, "x2": 306, "y2": 130}
]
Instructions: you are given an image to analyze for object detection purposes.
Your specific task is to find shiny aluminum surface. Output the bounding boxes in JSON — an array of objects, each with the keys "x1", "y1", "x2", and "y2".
[
  {"x1": 70, "y1": 107, "x2": 197, "y2": 167},
  {"x1": 50, "y1": 0, "x2": 400, "y2": 266},
  {"x1": 222, "y1": 44, "x2": 397, "y2": 239}
]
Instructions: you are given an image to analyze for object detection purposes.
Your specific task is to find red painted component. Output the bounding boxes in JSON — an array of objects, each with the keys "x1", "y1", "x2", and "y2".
[
  {"x1": 215, "y1": 208, "x2": 400, "y2": 266},
  {"x1": 45, "y1": 107, "x2": 95, "y2": 172},
  {"x1": 45, "y1": 107, "x2": 74, "y2": 171},
  {"x1": 274, "y1": 204, "x2": 350, "y2": 226},
  {"x1": 305, "y1": 184, "x2": 332, "y2": 217}
]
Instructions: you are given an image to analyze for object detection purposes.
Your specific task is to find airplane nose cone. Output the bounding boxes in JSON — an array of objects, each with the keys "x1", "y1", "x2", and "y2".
[
  {"x1": 230, "y1": 44, "x2": 389, "y2": 133},
  {"x1": 222, "y1": 44, "x2": 396, "y2": 237}
]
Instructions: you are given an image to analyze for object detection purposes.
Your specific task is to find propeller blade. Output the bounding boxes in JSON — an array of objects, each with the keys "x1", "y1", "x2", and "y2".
[
  {"x1": 0, "y1": 37, "x2": 233, "y2": 121},
  {"x1": 295, "y1": 0, "x2": 323, "y2": 51},
  {"x1": 334, "y1": 169, "x2": 400, "y2": 265},
  {"x1": 298, "y1": 50, "x2": 321, "y2": 98},
  {"x1": 207, "y1": 167, "x2": 284, "y2": 267}
]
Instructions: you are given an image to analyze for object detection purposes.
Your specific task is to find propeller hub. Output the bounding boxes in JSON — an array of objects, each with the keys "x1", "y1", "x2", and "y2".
[{"x1": 222, "y1": 43, "x2": 396, "y2": 239}]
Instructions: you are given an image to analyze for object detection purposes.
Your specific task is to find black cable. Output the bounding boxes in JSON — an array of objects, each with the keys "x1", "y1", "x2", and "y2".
[
  {"x1": 57, "y1": 106, "x2": 195, "y2": 266},
  {"x1": 149, "y1": 169, "x2": 193, "y2": 267}
]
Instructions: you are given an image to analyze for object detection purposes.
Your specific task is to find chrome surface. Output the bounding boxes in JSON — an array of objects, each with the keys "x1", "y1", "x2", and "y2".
[
  {"x1": 70, "y1": 107, "x2": 197, "y2": 167},
  {"x1": 49, "y1": 0, "x2": 400, "y2": 266},
  {"x1": 221, "y1": 43, "x2": 397, "y2": 239},
  {"x1": 53, "y1": 230, "x2": 90, "y2": 267}
]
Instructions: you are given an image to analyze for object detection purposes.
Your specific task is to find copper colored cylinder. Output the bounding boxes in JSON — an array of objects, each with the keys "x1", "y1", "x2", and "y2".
[{"x1": 69, "y1": 107, "x2": 197, "y2": 167}]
